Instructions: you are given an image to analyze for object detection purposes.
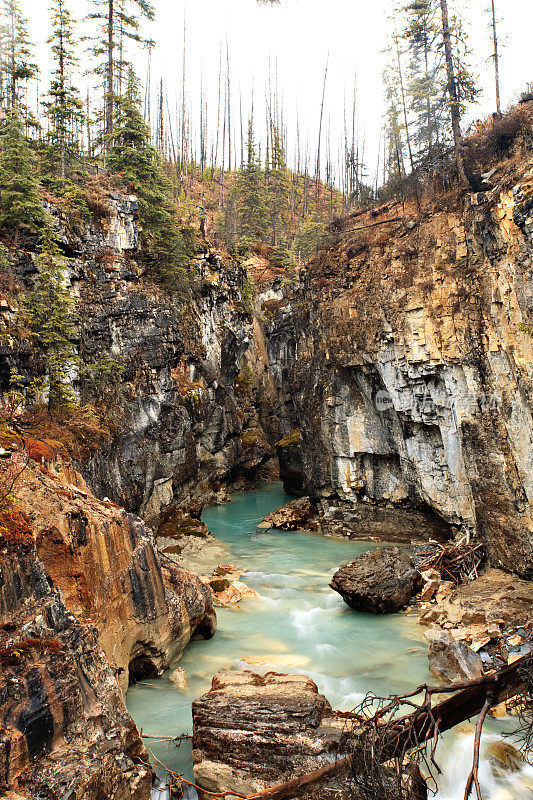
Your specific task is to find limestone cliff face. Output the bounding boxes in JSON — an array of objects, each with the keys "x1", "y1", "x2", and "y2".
[
  {"x1": 1, "y1": 194, "x2": 272, "y2": 528},
  {"x1": 74, "y1": 213, "x2": 272, "y2": 521},
  {"x1": 258, "y1": 160, "x2": 533, "y2": 577}
]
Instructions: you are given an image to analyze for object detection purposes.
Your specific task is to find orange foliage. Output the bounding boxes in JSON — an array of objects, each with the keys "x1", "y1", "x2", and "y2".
[
  {"x1": 0, "y1": 637, "x2": 62, "y2": 667},
  {"x1": 0, "y1": 501, "x2": 34, "y2": 548}
]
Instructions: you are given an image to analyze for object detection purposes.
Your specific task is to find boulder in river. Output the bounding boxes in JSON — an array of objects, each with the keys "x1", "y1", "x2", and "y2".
[
  {"x1": 330, "y1": 546, "x2": 421, "y2": 613},
  {"x1": 192, "y1": 670, "x2": 345, "y2": 797},
  {"x1": 425, "y1": 627, "x2": 484, "y2": 683},
  {"x1": 261, "y1": 497, "x2": 318, "y2": 531}
]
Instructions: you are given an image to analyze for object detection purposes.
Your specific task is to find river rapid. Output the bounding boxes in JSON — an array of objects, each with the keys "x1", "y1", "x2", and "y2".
[{"x1": 127, "y1": 483, "x2": 533, "y2": 800}]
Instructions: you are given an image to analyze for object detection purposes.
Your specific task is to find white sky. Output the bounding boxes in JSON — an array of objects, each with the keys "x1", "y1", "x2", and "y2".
[{"x1": 23, "y1": 0, "x2": 533, "y2": 183}]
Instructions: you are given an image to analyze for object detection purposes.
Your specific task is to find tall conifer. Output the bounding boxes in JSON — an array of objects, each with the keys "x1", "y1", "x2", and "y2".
[
  {"x1": 25, "y1": 219, "x2": 78, "y2": 411},
  {"x1": 0, "y1": 109, "x2": 43, "y2": 243},
  {"x1": 44, "y1": 0, "x2": 84, "y2": 181}
]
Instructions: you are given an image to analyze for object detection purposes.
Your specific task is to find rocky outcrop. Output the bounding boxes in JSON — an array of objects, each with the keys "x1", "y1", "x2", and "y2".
[
  {"x1": 330, "y1": 546, "x2": 421, "y2": 613},
  {"x1": 419, "y1": 569, "x2": 533, "y2": 671},
  {"x1": 258, "y1": 147, "x2": 533, "y2": 577},
  {"x1": 11, "y1": 455, "x2": 216, "y2": 691},
  {"x1": 192, "y1": 671, "x2": 345, "y2": 798},
  {"x1": 76, "y1": 240, "x2": 273, "y2": 520},
  {"x1": 0, "y1": 510, "x2": 151, "y2": 799}
]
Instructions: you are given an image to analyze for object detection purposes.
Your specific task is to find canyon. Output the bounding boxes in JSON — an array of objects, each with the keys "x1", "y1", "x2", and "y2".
[{"x1": 1, "y1": 127, "x2": 533, "y2": 797}]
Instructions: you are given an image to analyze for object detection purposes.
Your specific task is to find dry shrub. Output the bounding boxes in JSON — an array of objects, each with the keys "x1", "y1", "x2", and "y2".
[
  {"x1": 0, "y1": 637, "x2": 62, "y2": 667},
  {"x1": 84, "y1": 176, "x2": 112, "y2": 222},
  {"x1": 0, "y1": 496, "x2": 33, "y2": 548},
  {"x1": 27, "y1": 403, "x2": 112, "y2": 461},
  {"x1": 466, "y1": 107, "x2": 531, "y2": 171}
]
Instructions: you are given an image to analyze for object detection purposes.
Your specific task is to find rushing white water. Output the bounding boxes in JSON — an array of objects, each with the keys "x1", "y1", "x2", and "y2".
[{"x1": 126, "y1": 483, "x2": 531, "y2": 799}]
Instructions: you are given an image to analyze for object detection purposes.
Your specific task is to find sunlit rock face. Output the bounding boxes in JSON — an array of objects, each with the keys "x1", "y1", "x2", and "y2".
[
  {"x1": 13, "y1": 456, "x2": 216, "y2": 693},
  {"x1": 259, "y1": 166, "x2": 533, "y2": 577}
]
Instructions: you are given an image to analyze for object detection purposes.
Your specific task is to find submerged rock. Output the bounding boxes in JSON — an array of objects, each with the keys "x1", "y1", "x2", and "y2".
[
  {"x1": 425, "y1": 627, "x2": 484, "y2": 682},
  {"x1": 330, "y1": 546, "x2": 421, "y2": 613},
  {"x1": 486, "y1": 741, "x2": 524, "y2": 776},
  {"x1": 169, "y1": 667, "x2": 188, "y2": 690},
  {"x1": 192, "y1": 670, "x2": 345, "y2": 798}
]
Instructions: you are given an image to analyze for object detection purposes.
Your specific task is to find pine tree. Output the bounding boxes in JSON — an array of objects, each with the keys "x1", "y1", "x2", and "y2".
[
  {"x1": 0, "y1": 0, "x2": 37, "y2": 117},
  {"x1": 383, "y1": 71, "x2": 406, "y2": 190},
  {"x1": 235, "y1": 120, "x2": 268, "y2": 249},
  {"x1": 266, "y1": 124, "x2": 290, "y2": 247},
  {"x1": 106, "y1": 68, "x2": 192, "y2": 289},
  {"x1": 44, "y1": 0, "x2": 84, "y2": 181},
  {"x1": 0, "y1": 109, "x2": 43, "y2": 244},
  {"x1": 440, "y1": 0, "x2": 478, "y2": 187},
  {"x1": 402, "y1": 0, "x2": 446, "y2": 162},
  {"x1": 24, "y1": 219, "x2": 78, "y2": 411},
  {"x1": 86, "y1": 0, "x2": 154, "y2": 148}
]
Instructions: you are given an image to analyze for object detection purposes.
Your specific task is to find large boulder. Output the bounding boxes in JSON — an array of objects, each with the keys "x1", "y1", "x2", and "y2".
[
  {"x1": 330, "y1": 546, "x2": 421, "y2": 613},
  {"x1": 425, "y1": 627, "x2": 484, "y2": 683},
  {"x1": 260, "y1": 497, "x2": 318, "y2": 531},
  {"x1": 192, "y1": 671, "x2": 345, "y2": 798}
]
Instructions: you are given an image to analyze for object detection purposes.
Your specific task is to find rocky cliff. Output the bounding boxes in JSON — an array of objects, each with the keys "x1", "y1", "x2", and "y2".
[
  {"x1": 256, "y1": 150, "x2": 533, "y2": 577},
  {"x1": 0, "y1": 441, "x2": 216, "y2": 797},
  {"x1": 1, "y1": 192, "x2": 272, "y2": 526},
  {"x1": 0, "y1": 490, "x2": 153, "y2": 799}
]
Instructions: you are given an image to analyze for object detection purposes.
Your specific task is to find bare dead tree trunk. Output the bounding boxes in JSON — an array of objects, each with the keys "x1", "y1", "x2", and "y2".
[
  {"x1": 106, "y1": 0, "x2": 114, "y2": 146},
  {"x1": 315, "y1": 54, "x2": 329, "y2": 196},
  {"x1": 490, "y1": 0, "x2": 501, "y2": 115},
  {"x1": 226, "y1": 42, "x2": 232, "y2": 173},
  {"x1": 393, "y1": 31, "x2": 415, "y2": 175}
]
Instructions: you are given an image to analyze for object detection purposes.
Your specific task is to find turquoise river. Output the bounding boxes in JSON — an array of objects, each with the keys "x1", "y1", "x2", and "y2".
[{"x1": 127, "y1": 483, "x2": 533, "y2": 800}]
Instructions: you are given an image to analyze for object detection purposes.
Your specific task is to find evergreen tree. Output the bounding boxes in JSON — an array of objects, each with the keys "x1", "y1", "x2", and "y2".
[
  {"x1": 293, "y1": 212, "x2": 326, "y2": 261},
  {"x1": 0, "y1": 0, "x2": 37, "y2": 118},
  {"x1": 24, "y1": 219, "x2": 78, "y2": 411},
  {"x1": 438, "y1": 0, "x2": 478, "y2": 187},
  {"x1": 235, "y1": 120, "x2": 268, "y2": 249},
  {"x1": 44, "y1": 0, "x2": 84, "y2": 181},
  {"x1": 86, "y1": 0, "x2": 154, "y2": 147},
  {"x1": 403, "y1": 0, "x2": 446, "y2": 162},
  {"x1": 266, "y1": 124, "x2": 290, "y2": 247},
  {"x1": 106, "y1": 68, "x2": 192, "y2": 289},
  {"x1": 0, "y1": 109, "x2": 43, "y2": 244},
  {"x1": 383, "y1": 67, "x2": 407, "y2": 185}
]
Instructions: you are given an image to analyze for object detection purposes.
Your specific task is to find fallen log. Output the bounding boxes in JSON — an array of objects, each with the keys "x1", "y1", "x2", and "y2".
[{"x1": 243, "y1": 656, "x2": 528, "y2": 800}]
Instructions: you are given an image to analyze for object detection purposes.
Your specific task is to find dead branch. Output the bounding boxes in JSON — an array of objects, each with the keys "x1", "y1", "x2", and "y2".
[
  {"x1": 463, "y1": 697, "x2": 493, "y2": 800},
  {"x1": 140, "y1": 732, "x2": 191, "y2": 742},
  {"x1": 142, "y1": 746, "x2": 248, "y2": 799},
  {"x1": 346, "y1": 217, "x2": 402, "y2": 233},
  {"x1": 240, "y1": 656, "x2": 529, "y2": 800}
]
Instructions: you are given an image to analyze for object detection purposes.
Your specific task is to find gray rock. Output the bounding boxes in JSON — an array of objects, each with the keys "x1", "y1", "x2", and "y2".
[
  {"x1": 425, "y1": 627, "x2": 484, "y2": 683},
  {"x1": 329, "y1": 546, "x2": 422, "y2": 613}
]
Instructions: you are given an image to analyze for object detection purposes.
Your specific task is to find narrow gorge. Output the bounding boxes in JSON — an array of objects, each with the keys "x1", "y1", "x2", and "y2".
[{"x1": 1, "y1": 1, "x2": 533, "y2": 797}]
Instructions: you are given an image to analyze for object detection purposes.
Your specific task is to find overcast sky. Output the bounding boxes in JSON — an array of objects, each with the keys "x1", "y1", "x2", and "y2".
[{"x1": 23, "y1": 0, "x2": 533, "y2": 182}]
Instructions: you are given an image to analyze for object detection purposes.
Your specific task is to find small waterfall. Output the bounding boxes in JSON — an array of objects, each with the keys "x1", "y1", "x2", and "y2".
[{"x1": 434, "y1": 733, "x2": 533, "y2": 800}]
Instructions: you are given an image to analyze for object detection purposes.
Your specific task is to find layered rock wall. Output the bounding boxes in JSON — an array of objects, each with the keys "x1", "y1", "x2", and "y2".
[
  {"x1": 0, "y1": 511, "x2": 152, "y2": 799},
  {"x1": 258, "y1": 162, "x2": 533, "y2": 576}
]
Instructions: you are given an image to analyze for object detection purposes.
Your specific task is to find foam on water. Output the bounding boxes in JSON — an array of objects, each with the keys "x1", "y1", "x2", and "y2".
[{"x1": 433, "y1": 732, "x2": 533, "y2": 800}]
